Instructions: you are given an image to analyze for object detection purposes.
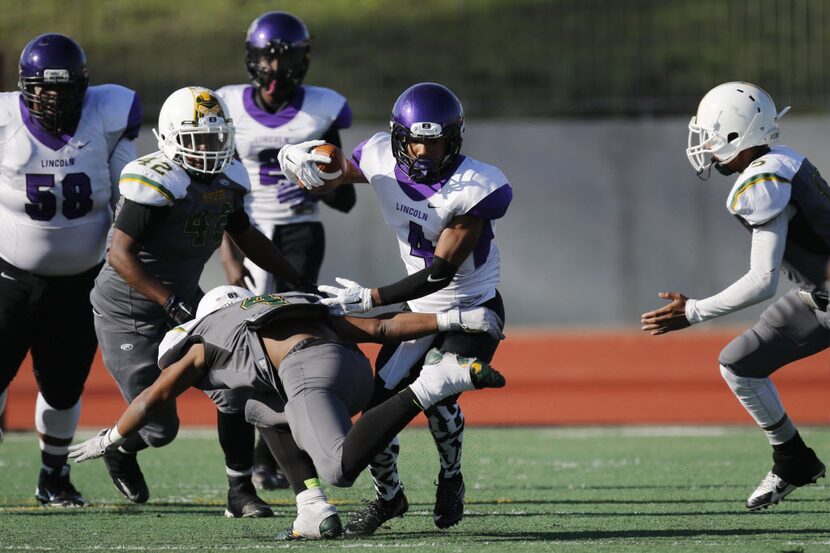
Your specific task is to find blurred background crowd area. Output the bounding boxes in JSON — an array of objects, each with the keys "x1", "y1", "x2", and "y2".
[
  {"x1": 3, "y1": 0, "x2": 830, "y2": 326},
  {"x1": 2, "y1": 0, "x2": 828, "y2": 121}
]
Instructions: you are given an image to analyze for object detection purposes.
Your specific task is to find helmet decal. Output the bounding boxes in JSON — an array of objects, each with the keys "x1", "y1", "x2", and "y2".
[{"x1": 193, "y1": 90, "x2": 224, "y2": 120}]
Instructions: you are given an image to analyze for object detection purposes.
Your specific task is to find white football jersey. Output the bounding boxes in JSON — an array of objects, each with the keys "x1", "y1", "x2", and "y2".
[
  {"x1": 354, "y1": 132, "x2": 512, "y2": 313},
  {"x1": 216, "y1": 84, "x2": 351, "y2": 226},
  {"x1": 0, "y1": 85, "x2": 140, "y2": 275}
]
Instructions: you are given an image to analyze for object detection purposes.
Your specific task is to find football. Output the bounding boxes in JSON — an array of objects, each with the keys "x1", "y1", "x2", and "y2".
[{"x1": 312, "y1": 143, "x2": 345, "y2": 181}]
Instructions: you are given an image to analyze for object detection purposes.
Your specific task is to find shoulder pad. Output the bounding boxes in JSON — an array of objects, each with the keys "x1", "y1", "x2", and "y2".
[
  {"x1": 301, "y1": 86, "x2": 351, "y2": 129},
  {"x1": 454, "y1": 158, "x2": 512, "y2": 218},
  {"x1": 728, "y1": 161, "x2": 792, "y2": 225},
  {"x1": 0, "y1": 93, "x2": 18, "y2": 128},
  {"x1": 215, "y1": 84, "x2": 247, "y2": 104},
  {"x1": 119, "y1": 153, "x2": 190, "y2": 206},
  {"x1": 87, "y1": 84, "x2": 142, "y2": 139},
  {"x1": 354, "y1": 132, "x2": 390, "y2": 167},
  {"x1": 157, "y1": 321, "x2": 198, "y2": 369},
  {"x1": 222, "y1": 159, "x2": 251, "y2": 193}
]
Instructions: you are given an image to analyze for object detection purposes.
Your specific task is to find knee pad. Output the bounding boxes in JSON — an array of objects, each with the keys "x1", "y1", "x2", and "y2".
[
  {"x1": 244, "y1": 395, "x2": 287, "y2": 428},
  {"x1": 141, "y1": 415, "x2": 179, "y2": 448},
  {"x1": 35, "y1": 393, "x2": 80, "y2": 439}
]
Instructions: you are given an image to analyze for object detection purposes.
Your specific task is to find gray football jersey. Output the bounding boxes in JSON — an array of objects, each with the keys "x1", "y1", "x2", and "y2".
[
  {"x1": 91, "y1": 153, "x2": 250, "y2": 333},
  {"x1": 158, "y1": 292, "x2": 328, "y2": 394}
]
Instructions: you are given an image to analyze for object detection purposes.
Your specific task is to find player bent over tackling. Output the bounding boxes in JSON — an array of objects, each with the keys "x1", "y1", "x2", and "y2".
[
  {"x1": 642, "y1": 82, "x2": 827, "y2": 510},
  {"x1": 69, "y1": 286, "x2": 506, "y2": 539}
]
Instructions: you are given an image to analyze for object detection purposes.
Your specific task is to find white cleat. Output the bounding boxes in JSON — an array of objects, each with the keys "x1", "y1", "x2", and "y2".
[
  {"x1": 277, "y1": 500, "x2": 342, "y2": 540},
  {"x1": 746, "y1": 464, "x2": 826, "y2": 511},
  {"x1": 411, "y1": 349, "x2": 506, "y2": 410}
]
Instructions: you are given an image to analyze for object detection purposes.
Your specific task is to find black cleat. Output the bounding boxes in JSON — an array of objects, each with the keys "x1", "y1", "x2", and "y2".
[
  {"x1": 344, "y1": 488, "x2": 409, "y2": 536},
  {"x1": 103, "y1": 449, "x2": 149, "y2": 504},
  {"x1": 434, "y1": 473, "x2": 465, "y2": 529},
  {"x1": 35, "y1": 464, "x2": 89, "y2": 507},
  {"x1": 251, "y1": 464, "x2": 290, "y2": 491},
  {"x1": 225, "y1": 477, "x2": 274, "y2": 518}
]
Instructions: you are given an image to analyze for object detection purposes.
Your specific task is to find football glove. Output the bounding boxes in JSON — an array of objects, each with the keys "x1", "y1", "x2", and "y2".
[
  {"x1": 277, "y1": 140, "x2": 330, "y2": 190},
  {"x1": 68, "y1": 427, "x2": 126, "y2": 463},
  {"x1": 437, "y1": 307, "x2": 505, "y2": 340},
  {"x1": 163, "y1": 295, "x2": 195, "y2": 325},
  {"x1": 318, "y1": 277, "x2": 374, "y2": 315}
]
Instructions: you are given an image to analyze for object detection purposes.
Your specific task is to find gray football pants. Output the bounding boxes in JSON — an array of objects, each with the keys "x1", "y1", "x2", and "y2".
[
  {"x1": 93, "y1": 312, "x2": 248, "y2": 448},
  {"x1": 245, "y1": 342, "x2": 374, "y2": 487},
  {"x1": 719, "y1": 290, "x2": 830, "y2": 378}
]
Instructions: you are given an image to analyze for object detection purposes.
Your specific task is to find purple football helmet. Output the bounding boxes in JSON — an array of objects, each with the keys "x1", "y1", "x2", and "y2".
[
  {"x1": 18, "y1": 33, "x2": 89, "y2": 134},
  {"x1": 245, "y1": 12, "x2": 310, "y2": 103},
  {"x1": 391, "y1": 83, "x2": 465, "y2": 183}
]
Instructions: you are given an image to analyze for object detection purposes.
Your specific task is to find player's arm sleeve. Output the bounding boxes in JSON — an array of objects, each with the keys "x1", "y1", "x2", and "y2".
[
  {"x1": 113, "y1": 199, "x2": 171, "y2": 242},
  {"x1": 224, "y1": 208, "x2": 250, "y2": 234},
  {"x1": 108, "y1": 138, "x2": 138, "y2": 210},
  {"x1": 685, "y1": 209, "x2": 790, "y2": 324},
  {"x1": 376, "y1": 256, "x2": 459, "y2": 306}
]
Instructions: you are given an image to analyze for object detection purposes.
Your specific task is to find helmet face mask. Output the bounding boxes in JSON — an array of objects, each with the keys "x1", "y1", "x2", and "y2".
[
  {"x1": 153, "y1": 88, "x2": 236, "y2": 176},
  {"x1": 390, "y1": 83, "x2": 465, "y2": 184},
  {"x1": 686, "y1": 82, "x2": 788, "y2": 176},
  {"x1": 18, "y1": 34, "x2": 89, "y2": 135},
  {"x1": 245, "y1": 12, "x2": 310, "y2": 102}
]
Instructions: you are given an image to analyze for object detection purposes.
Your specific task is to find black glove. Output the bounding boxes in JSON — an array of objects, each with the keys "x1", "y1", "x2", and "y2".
[
  {"x1": 290, "y1": 277, "x2": 320, "y2": 295},
  {"x1": 163, "y1": 295, "x2": 195, "y2": 325}
]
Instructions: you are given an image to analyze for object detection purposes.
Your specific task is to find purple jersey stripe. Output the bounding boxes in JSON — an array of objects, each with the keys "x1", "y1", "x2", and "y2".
[
  {"x1": 472, "y1": 220, "x2": 495, "y2": 268},
  {"x1": 122, "y1": 92, "x2": 143, "y2": 140},
  {"x1": 19, "y1": 95, "x2": 73, "y2": 151},
  {"x1": 393, "y1": 155, "x2": 467, "y2": 202},
  {"x1": 332, "y1": 101, "x2": 353, "y2": 130},
  {"x1": 466, "y1": 183, "x2": 513, "y2": 220},
  {"x1": 352, "y1": 138, "x2": 369, "y2": 165},
  {"x1": 242, "y1": 85, "x2": 305, "y2": 129}
]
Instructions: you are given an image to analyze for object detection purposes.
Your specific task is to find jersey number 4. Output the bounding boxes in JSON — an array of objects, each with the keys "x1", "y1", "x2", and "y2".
[
  {"x1": 25, "y1": 173, "x2": 92, "y2": 221},
  {"x1": 408, "y1": 222, "x2": 435, "y2": 267}
]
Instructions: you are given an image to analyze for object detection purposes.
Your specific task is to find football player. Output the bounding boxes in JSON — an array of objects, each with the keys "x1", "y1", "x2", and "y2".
[
  {"x1": 0, "y1": 33, "x2": 141, "y2": 507},
  {"x1": 641, "y1": 82, "x2": 827, "y2": 510},
  {"x1": 216, "y1": 11, "x2": 356, "y2": 490},
  {"x1": 90, "y1": 87, "x2": 307, "y2": 517},
  {"x1": 69, "y1": 285, "x2": 505, "y2": 539},
  {"x1": 278, "y1": 83, "x2": 512, "y2": 533}
]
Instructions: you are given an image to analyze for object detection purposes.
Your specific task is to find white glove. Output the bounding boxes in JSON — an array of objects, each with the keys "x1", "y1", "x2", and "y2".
[
  {"x1": 318, "y1": 277, "x2": 374, "y2": 315},
  {"x1": 68, "y1": 427, "x2": 126, "y2": 463},
  {"x1": 277, "y1": 140, "x2": 330, "y2": 190},
  {"x1": 437, "y1": 307, "x2": 505, "y2": 340}
]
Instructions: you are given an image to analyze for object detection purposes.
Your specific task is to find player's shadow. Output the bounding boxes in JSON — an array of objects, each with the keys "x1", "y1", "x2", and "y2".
[{"x1": 384, "y1": 528, "x2": 830, "y2": 541}]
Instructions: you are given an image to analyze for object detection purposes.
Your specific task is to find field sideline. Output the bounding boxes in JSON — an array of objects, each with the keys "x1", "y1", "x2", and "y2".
[{"x1": 2, "y1": 427, "x2": 830, "y2": 552}]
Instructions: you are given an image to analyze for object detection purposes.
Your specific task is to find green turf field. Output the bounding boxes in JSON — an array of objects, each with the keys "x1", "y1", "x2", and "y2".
[{"x1": 1, "y1": 427, "x2": 829, "y2": 552}]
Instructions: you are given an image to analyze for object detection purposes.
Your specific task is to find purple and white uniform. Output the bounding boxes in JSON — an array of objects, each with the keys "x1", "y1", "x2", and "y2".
[
  {"x1": 0, "y1": 85, "x2": 140, "y2": 275},
  {"x1": 216, "y1": 84, "x2": 351, "y2": 227},
  {"x1": 353, "y1": 132, "x2": 512, "y2": 313}
]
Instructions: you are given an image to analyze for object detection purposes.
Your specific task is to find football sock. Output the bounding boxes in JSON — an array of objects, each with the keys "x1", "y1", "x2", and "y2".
[
  {"x1": 41, "y1": 451, "x2": 68, "y2": 473},
  {"x1": 719, "y1": 365, "x2": 796, "y2": 445},
  {"x1": 35, "y1": 394, "x2": 80, "y2": 470},
  {"x1": 341, "y1": 388, "x2": 422, "y2": 482},
  {"x1": 0, "y1": 388, "x2": 7, "y2": 417},
  {"x1": 259, "y1": 425, "x2": 318, "y2": 495},
  {"x1": 426, "y1": 401, "x2": 465, "y2": 479},
  {"x1": 217, "y1": 410, "x2": 254, "y2": 476},
  {"x1": 368, "y1": 437, "x2": 403, "y2": 501},
  {"x1": 35, "y1": 394, "x2": 80, "y2": 442}
]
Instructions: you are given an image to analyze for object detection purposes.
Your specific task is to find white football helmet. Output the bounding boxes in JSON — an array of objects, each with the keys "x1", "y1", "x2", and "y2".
[
  {"x1": 687, "y1": 82, "x2": 790, "y2": 174},
  {"x1": 196, "y1": 285, "x2": 254, "y2": 320},
  {"x1": 153, "y1": 86, "x2": 235, "y2": 175}
]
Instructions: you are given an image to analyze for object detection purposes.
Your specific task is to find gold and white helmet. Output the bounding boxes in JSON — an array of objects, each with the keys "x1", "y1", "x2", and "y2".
[
  {"x1": 153, "y1": 86, "x2": 235, "y2": 175},
  {"x1": 687, "y1": 82, "x2": 790, "y2": 174}
]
